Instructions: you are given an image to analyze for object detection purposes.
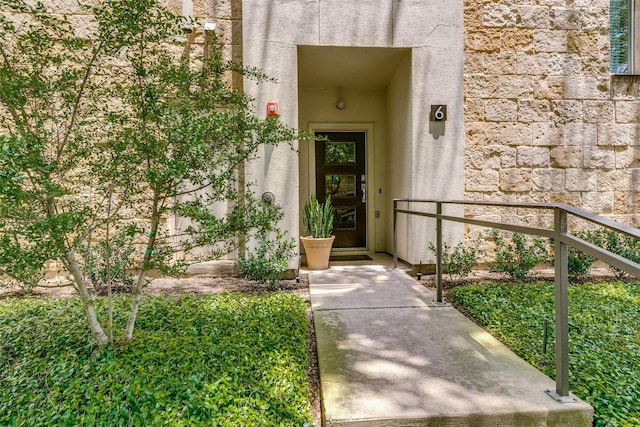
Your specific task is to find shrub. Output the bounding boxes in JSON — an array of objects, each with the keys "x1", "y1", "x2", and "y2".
[
  {"x1": 488, "y1": 230, "x2": 550, "y2": 281},
  {"x1": 237, "y1": 229, "x2": 296, "y2": 289},
  {"x1": 600, "y1": 229, "x2": 640, "y2": 278},
  {"x1": 427, "y1": 240, "x2": 482, "y2": 285},
  {"x1": 566, "y1": 230, "x2": 602, "y2": 278}
]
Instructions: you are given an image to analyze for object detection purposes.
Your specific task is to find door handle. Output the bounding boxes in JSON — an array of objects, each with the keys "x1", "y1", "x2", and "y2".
[{"x1": 361, "y1": 183, "x2": 366, "y2": 203}]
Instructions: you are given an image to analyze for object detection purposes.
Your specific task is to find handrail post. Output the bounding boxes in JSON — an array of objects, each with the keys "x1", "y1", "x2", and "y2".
[
  {"x1": 393, "y1": 199, "x2": 398, "y2": 269},
  {"x1": 436, "y1": 202, "x2": 443, "y2": 303},
  {"x1": 546, "y1": 208, "x2": 575, "y2": 402}
]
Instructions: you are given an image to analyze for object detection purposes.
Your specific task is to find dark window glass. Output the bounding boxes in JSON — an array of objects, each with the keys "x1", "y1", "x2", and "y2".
[{"x1": 325, "y1": 142, "x2": 356, "y2": 164}]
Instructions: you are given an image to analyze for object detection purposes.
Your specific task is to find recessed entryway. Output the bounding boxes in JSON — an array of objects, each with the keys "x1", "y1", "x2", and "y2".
[{"x1": 297, "y1": 45, "x2": 412, "y2": 254}]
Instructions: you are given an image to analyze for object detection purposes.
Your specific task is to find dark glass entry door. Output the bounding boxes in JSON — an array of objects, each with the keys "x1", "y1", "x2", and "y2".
[{"x1": 315, "y1": 131, "x2": 366, "y2": 248}]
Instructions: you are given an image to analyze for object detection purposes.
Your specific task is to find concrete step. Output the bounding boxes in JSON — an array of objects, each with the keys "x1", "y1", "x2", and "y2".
[{"x1": 309, "y1": 265, "x2": 593, "y2": 426}]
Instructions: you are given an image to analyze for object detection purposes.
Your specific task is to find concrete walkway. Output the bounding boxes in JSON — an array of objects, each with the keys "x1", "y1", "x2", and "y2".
[{"x1": 308, "y1": 264, "x2": 593, "y2": 426}]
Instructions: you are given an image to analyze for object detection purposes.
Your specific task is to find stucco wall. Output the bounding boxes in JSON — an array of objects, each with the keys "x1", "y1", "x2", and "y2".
[
  {"x1": 464, "y1": 0, "x2": 640, "y2": 227},
  {"x1": 243, "y1": 0, "x2": 465, "y2": 264}
]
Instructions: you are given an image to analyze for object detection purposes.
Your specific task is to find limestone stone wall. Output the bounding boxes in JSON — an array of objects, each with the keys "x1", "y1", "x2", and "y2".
[{"x1": 464, "y1": 0, "x2": 640, "y2": 228}]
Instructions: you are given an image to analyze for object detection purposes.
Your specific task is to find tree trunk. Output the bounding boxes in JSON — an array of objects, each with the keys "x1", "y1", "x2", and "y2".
[
  {"x1": 125, "y1": 190, "x2": 161, "y2": 342},
  {"x1": 65, "y1": 251, "x2": 110, "y2": 346}
]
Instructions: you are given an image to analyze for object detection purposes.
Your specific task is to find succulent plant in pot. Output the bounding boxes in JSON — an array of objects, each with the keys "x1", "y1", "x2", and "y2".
[{"x1": 301, "y1": 194, "x2": 335, "y2": 269}]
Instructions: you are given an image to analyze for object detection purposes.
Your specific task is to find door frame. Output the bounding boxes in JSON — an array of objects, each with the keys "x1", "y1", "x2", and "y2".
[{"x1": 307, "y1": 122, "x2": 375, "y2": 254}]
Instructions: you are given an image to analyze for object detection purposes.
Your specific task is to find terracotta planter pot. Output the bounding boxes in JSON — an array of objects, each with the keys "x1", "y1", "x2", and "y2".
[{"x1": 301, "y1": 235, "x2": 335, "y2": 270}]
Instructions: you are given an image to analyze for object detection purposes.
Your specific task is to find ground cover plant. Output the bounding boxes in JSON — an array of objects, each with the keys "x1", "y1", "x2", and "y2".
[
  {"x1": 449, "y1": 282, "x2": 640, "y2": 427},
  {"x1": 0, "y1": 293, "x2": 313, "y2": 426}
]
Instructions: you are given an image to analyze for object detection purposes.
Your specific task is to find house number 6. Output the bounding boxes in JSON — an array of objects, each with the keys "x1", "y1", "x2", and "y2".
[{"x1": 430, "y1": 105, "x2": 447, "y2": 121}]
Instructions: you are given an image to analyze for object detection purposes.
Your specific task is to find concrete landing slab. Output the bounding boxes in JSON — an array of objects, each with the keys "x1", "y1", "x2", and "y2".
[{"x1": 309, "y1": 266, "x2": 593, "y2": 426}]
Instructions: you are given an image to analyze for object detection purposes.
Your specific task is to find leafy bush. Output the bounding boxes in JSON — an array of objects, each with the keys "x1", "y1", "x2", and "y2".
[
  {"x1": 488, "y1": 230, "x2": 550, "y2": 281},
  {"x1": 427, "y1": 240, "x2": 482, "y2": 285},
  {"x1": 449, "y1": 282, "x2": 640, "y2": 426},
  {"x1": 599, "y1": 230, "x2": 640, "y2": 278},
  {"x1": 237, "y1": 229, "x2": 297, "y2": 289},
  {"x1": 0, "y1": 293, "x2": 313, "y2": 426}
]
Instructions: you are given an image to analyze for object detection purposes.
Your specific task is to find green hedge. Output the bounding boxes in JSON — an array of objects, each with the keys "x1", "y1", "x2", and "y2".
[
  {"x1": 449, "y1": 282, "x2": 640, "y2": 427},
  {"x1": 0, "y1": 293, "x2": 312, "y2": 426}
]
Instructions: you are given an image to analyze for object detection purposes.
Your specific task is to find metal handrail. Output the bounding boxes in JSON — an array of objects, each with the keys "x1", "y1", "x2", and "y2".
[{"x1": 392, "y1": 198, "x2": 640, "y2": 403}]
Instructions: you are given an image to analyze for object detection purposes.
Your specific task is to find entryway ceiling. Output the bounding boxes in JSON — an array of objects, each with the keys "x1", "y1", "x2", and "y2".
[{"x1": 298, "y1": 46, "x2": 411, "y2": 90}]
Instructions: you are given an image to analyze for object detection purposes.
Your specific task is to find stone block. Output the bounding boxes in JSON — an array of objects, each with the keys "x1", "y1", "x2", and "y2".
[
  {"x1": 615, "y1": 147, "x2": 640, "y2": 168},
  {"x1": 599, "y1": 170, "x2": 628, "y2": 191},
  {"x1": 615, "y1": 101, "x2": 640, "y2": 123},
  {"x1": 464, "y1": 2, "x2": 484, "y2": 29},
  {"x1": 516, "y1": 6, "x2": 550, "y2": 29},
  {"x1": 68, "y1": 14, "x2": 98, "y2": 39},
  {"x1": 565, "y1": 76, "x2": 609, "y2": 100},
  {"x1": 567, "y1": 31, "x2": 606, "y2": 53},
  {"x1": 565, "y1": 169, "x2": 597, "y2": 191},
  {"x1": 483, "y1": 52, "x2": 518, "y2": 74},
  {"x1": 517, "y1": 147, "x2": 550, "y2": 167},
  {"x1": 465, "y1": 52, "x2": 484, "y2": 73},
  {"x1": 550, "y1": 191, "x2": 581, "y2": 207},
  {"x1": 581, "y1": 191, "x2": 614, "y2": 214},
  {"x1": 534, "y1": 76, "x2": 565, "y2": 99},
  {"x1": 610, "y1": 75, "x2": 640, "y2": 100},
  {"x1": 552, "y1": 100, "x2": 583, "y2": 124},
  {"x1": 466, "y1": 30, "x2": 502, "y2": 52},
  {"x1": 581, "y1": 53, "x2": 610, "y2": 75},
  {"x1": 573, "y1": 0, "x2": 610, "y2": 9},
  {"x1": 597, "y1": 124, "x2": 635, "y2": 146},
  {"x1": 583, "y1": 101, "x2": 615, "y2": 123},
  {"x1": 533, "y1": 30, "x2": 567, "y2": 52},
  {"x1": 501, "y1": 28, "x2": 534, "y2": 51},
  {"x1": 516, "y1": 53, "x2": 550, "y2": 75},
  {"x1": 564, "y1": 123, "x2": 597, "y2": 146},
  {"x1": 483, "y1": 4, "x2": 515, "y2": 27},
  {"x1": 465, "y1": 122, "x2": 492, "y2": 146},
  {"x1": 466, "y1": 145, "x2": 517, "y2": 169},
  {"x1": 550, "y1": 147, "x2": 582, "y2": 168},
  {"x1": 208, "y1": 0, "x2": 242, "y2": 19},
  {"x1": 547, "y1": 53, "x2": 583, "y2": 74},
  {"x1": 497, "y1": 122, "x2": 533, "y2": 145},
  {"x1": 532, "y1": 169, "x2": 565, "y2": 192},
  {"x1": 464, "y1": 98, "x2": 485, "y2": 121},
  {"x1": 40, "y1": 0, "x2": 96, "y2": 14},
  {"x1": 583, "y1": 147, "x2": 615, "y2": 170},
  {"x1": 500, "y1": 169, "x2": 533, "y2": 192},
  {"x1": 551, "y1": 8, "x2": 580, "y2": 29},
  {"x1": 466, "y1": 75, "x2": 534, "y2": 99},
  {"x1": 580, "y1": 6, "x2": 610, "y2": 31},
  {"x1": 518, "y1": 99, "x2": 550, "y2": 122},
  {"x1": 533, "y1": 123, "x2": 563, "y2": 146},
  {"x1": 485, "y1": 99, "x2": 518, "y2": 121},
  {"x1": 614, "y1": 192, "x2": 640, "y2": 214},
  {"x1": 466, "y1": 169, "x2": 499, "y2": 192}
]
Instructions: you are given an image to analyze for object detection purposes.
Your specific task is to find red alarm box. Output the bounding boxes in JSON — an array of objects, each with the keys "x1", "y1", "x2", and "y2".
[{"x1": 266, "y1": 102, "x2": 279, "y2": 116}]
